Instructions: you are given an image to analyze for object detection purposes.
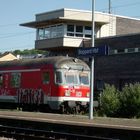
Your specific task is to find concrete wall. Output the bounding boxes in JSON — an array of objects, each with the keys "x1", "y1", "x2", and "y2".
[
  {"x1": 36, "y1": 9, "x2": 64, "y2": 21},
  {"x1": 100, "y1": 15, "x2": 116, "y2": 37},
  {"x1": 95, "y1": 53, "x2": 140, "y2": 89},
  {"x1": 82, "y1": 34, "x2": 140, "y2": 89},
  {"x1": 116, "y1": 17, "x2": 140, "y2": 35},
  {"x1": 96, "y1": 34, "x2": 140, "y2": 50},
  {"x1": 35, "y1": 9, "x2": 116, "y2": 38},
  {"x1": 35, "y1": 38, "x2": 64, "y2": 49}
]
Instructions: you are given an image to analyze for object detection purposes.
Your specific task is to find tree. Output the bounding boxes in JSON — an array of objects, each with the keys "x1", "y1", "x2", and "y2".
[{"x1": 12, "y1": 49, "x2": 49, "y2": 55}]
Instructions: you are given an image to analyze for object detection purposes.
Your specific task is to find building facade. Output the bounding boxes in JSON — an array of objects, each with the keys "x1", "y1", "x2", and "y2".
[
  {"x1": 21, "y1": 8, "x2": 140, "y2": 89},
  {"x1": 94, "y1": 34, "x2": 140, "y2": 89},
  {"x1": 21, "y1": 8, "x2": 140, "y2": 54}
]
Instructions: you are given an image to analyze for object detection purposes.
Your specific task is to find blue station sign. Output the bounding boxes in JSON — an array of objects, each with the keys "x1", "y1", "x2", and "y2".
[{"x1": 77, "y1": 46, "x2": 108, "y2": 57}]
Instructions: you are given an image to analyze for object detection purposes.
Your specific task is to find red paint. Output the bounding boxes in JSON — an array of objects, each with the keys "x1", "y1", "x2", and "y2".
[{"x1": 0, "y1": 57, "x2": 90, "y2": 107}]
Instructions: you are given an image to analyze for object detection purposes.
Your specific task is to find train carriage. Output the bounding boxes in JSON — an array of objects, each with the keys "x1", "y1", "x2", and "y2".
[{"x1": 0, "y1": 56, "x2": 90, "y2": 113}]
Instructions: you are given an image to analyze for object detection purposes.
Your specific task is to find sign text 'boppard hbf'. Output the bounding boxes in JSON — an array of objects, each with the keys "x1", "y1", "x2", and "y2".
[{"x1": 77, "y1": 46, "x2": 108, "y2": 57}]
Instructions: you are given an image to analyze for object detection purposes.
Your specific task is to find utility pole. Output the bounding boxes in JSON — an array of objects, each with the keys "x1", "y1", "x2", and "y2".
[{"x1": 109, "y1": 0, "x2": 111, "y2": 14}]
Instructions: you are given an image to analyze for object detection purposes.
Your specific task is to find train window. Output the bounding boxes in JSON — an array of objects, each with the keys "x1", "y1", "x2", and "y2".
[
  {"x1": 11, "y1": 73, "x2": 21, "y2": 88},
  {"x1": 79, "y1": 73, "x2": 89, "y2": 85},
  {"x1": 0, "y1": 74, "x2": 3, "y2": 86},
  {"x1": 55, "y1": 71, "x2": 63, "y2": 84},
  {"x1": 65, "y1": 72, "x2": 78, "y2": 85},
  {"x1": 43, "y1": 72, "x2": 50, "y2": 84}
]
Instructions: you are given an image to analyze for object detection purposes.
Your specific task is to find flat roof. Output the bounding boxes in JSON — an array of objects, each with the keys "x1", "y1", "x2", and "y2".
[
  {"x1": 20, "y1": 17, "x2": 108, "y2": 28},
  {"x1": 20, "y1": 8, "x2": 110, "y2": 28},
  {"x1": 20, "y1": 8, "x2": 140, "y2": 29}
]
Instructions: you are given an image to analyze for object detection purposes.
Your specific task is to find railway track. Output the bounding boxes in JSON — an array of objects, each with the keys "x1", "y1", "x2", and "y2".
[
  {"x1": 0, "y1": 111, "x2": 139, "y2": 140},
  {"x1": 0, "y1": 125, "x2": 116, "y2": 140}
]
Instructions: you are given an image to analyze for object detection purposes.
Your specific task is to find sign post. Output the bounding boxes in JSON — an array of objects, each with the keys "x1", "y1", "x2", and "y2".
[
  {"x1": 77, "y1": 0, "x2": 108, "y2": 120},
  {"x1": 89, "y1": 0, "x2": 95, "y2": 120},
  {"x1": 77, "y1": 45, "x2": 108, "y2": 119}
]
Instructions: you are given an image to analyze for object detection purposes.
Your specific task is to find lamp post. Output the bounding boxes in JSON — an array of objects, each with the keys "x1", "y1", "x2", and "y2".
[{"x1": 89, "y1": 0, "x2": 95, "y2": 120}]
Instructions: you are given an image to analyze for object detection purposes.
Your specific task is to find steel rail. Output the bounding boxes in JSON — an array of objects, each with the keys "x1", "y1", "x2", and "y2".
[{"x1": 0, "y1": 125, "x2": 117, "y2": 140}]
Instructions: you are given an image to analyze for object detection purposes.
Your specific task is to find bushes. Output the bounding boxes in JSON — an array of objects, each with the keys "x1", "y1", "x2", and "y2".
[
  {"x1": 99, "y1": 84, "x2": 120, "y2": 117},
  {"x1": 98, "y1": 83, "x2": 140, "y2": 118},
  {"x1": 119, "y1": 83, "x2": 140, "y2": 118}
]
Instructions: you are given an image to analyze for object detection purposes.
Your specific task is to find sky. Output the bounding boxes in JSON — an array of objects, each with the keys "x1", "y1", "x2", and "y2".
[{"x1": 0, "y1": 0, "x2": 140, "y2": 53}]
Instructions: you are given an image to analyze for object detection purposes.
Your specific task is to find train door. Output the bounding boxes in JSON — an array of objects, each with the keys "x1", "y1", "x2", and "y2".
[
  {"x1": 42, "y1": 70, "x2": 51, "y2": 105},
  {"x1": 3, "y1": 73, "x2": 9, "y2": 89},
  {"x1": 0, "y1": 74, "x2": 3, "y2": 88}
]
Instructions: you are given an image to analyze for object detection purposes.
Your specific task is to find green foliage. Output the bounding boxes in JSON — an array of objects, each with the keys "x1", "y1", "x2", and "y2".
[
  {"x1": 98, "y1": 83, "x2": 140, "y2": 118},
  {"x1": 12, "y1": 49, "x2": 48, "y2": 55},
  {"x1": 119, "y1": 83, "x2": 140, "y2": 118},
  {"x1": 99, "y1": 84, "x2": 120, "y2": 117}
]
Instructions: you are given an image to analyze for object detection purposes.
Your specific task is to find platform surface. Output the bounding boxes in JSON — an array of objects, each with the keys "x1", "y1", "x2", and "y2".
[{"x1": 0, "y1": 110, "x2": 139, "y2": 131}]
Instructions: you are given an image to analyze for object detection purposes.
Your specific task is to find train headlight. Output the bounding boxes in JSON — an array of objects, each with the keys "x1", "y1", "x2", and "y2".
[
  {"x1": 86, "y1": 92, "x2": 89, "y2": 97},
  {"x1": 65, "y1": 90, "x2": 71, "y2": 96}
]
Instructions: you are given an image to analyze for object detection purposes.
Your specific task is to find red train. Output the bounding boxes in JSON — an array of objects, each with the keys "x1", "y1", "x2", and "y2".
[{"x1": 0, "y1": 56, "x2": 90, "y2": 113}]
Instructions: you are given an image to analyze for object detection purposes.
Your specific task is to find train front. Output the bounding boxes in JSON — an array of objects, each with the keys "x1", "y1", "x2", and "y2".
[{"x1": 54, "y1": 57, "x2": 90, "y2": 114}]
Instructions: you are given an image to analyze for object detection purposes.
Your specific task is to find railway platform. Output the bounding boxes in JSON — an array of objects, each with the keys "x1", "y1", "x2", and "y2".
[{"x1": 0, "y1": 110, "x2": 139, "y2": 139}]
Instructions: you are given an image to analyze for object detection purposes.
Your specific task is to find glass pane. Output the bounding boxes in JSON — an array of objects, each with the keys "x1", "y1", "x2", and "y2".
[
  {"x1": 76, "y1": 34, "x2": 83, "y2": 37},
  {"x1": 79, "y1": 73, "x2": 89, "y2": 85},
  {"x1": 0, "y1": 74, "x2": 3, "y2": 86},
  {"x1": 44, "y1": 27, "x2": 50, "y2": 39},
  {"x1": 51, "y1": 26, "x2": 57, "y2": 38},
  {"x1": 57, "y1": 24, "x2": 64, "y2": 37},
  {"x1": 85, "y1": 26, "x2": 92, "y2": 38},
  {"x1": 38, "y1": 28, "x2": 44, "y2": 39},
  {"x1": 11, "y1": 73, "x2": 21, "y2": 88},
  {"x1": 67, "y1": 33, "x2": 74, "y2": 36},
  {"x1": 127, "y1": 48, "x2": 135, "y2": 53},
  {"x1": 85, "y1": 26, "x2": 92, "y2": 30},
  {"x1": 67, "y1": 25, "x2": 74, "y2": 32},
  {"x1": 76, "y1": 26, "x2": 83, "y2": 33},
  {"x1": 85, "y1": 34, "x2": 92, "y2": 38},
  {"x1": 43, "y1": 72, "x2": 50, "y2": 84},
  {"x1": 65, "y1": 72, "x2": 78, "y2": 84},
  {"x1": 56, "y1": 71, "x2": 63, "y2": 84}
]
